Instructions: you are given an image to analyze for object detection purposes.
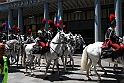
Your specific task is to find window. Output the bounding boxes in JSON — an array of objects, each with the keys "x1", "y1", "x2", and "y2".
[
  {"x1": 37, "y1": 16, "x2": 42, "y2": 24},
  {"x1": 81, "y1": 12, "x2": 85, "y2": 20},
  {"x1": 63, "y1": 13, "x2": 67, "y2": 22},
  {"x1": 90, "y1": 11, "x2": 94, "y2": 19},
  {"x1": 68, "y1": 13, "x2": 71, "y2": 21},
  {"x1": 24, "y1": 18, "x2": 29, "y2": 25},
  {"x1": 86, "y1": 11, "x2": 94, "y2": 20},
  {"x1": 71, "y1": 13, "x2": 74, "y2": 21},
  {"x1": 102, "y1": 9, "x2": 107, "y2": 18},
  {"x1": 87, "y1": 11, "x2": 91, "y2": 19},
  {"x1": 51, "y1": 14, "x2": 54, "y2": 21},
  {"x1": 108, "y1": 8, "x2": 114, "y2": 17}
]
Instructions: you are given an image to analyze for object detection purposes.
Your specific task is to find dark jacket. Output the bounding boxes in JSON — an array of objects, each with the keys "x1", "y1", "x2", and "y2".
[
  {"x1": 37, "y1": 30, "x2": 47, "y2": 42},
  {"x1": 105, "y1": 27, "x2": 118, "y2": 43}
]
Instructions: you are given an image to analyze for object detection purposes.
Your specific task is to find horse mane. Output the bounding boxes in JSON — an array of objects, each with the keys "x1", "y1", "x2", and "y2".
[{"x1": 51, "y1": 31, "x2": 61, "y2": 43}]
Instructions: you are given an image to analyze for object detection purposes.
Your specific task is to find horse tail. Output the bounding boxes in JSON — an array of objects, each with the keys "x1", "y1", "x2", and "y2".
[{"x1": 81, "y1": 46, "x2": 88, "y2": 72}]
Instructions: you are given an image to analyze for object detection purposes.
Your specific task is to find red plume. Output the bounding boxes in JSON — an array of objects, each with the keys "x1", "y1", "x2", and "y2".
[
  {"x1": 62, "y1": 25, "x2": 66, "y2": 29},
  {"x1": 55, "y1": 24, "x2": 60, "y2": 27},
  {"x1": 12, "y1": 25, "x2": 17, "y2": 29},
  {"x1": 16, "y1": 27, "x2": 20, "y2": 30},
  {"x1": 110, "y1": 14, "x2": 115, "y2": 21},
  {"x1": 28, "y1": 28, "x2": 32, "y2": 32},
  {"x1": 2, "y1": 22, "x2": 6, "y2": 27},
  {"x1": 48, "y1": 20, "x2": 52, "y2": 24},
  {"x1": 42, "y1": 18, "x2": 46, "y2": 22}
]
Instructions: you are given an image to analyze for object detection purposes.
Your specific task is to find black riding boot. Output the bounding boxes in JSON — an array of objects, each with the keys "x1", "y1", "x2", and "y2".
[{"x1": 112, "y1": 50, "x2": 120, "y2": 62}]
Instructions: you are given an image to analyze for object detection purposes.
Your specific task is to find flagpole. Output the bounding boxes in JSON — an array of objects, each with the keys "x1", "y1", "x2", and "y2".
[{"x1": 8, "y1": 30, "x2": 9, "y2": 41}]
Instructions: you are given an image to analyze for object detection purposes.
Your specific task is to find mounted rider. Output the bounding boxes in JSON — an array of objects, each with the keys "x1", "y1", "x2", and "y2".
[
  {"x1": 33, "y1": 18, "x2": 48, "y2": 54},
  {"x1": 25, "y1": 28, "x2": 35, "y2": 44},
  {"x1": 62, "y1": 24, "x2": 68, "y2": 34},
  {"x1": 47, "y1": 20, "x2": 54, "y2": 42},
  {"x1": 104, "y1": 14, "x2": 123, "y2": 62},
  {"x1": 8, "y1": 25, "x2": 17, "y2": 40},
  {"x1": 0, "y1": 23, "x2": 7, "y2": 43}
]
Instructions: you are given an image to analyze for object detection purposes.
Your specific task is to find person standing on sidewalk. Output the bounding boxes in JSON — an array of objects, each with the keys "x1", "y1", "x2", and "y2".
[{"x1": 0, "y1": 42, "x2": 9, "y2": 83}]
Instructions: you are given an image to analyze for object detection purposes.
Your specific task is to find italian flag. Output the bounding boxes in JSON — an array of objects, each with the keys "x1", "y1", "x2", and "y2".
[
  {"x1": 54, "y1": 13, "x2": 57, "y2": 26},
  {"x1": 59, "y1": 15, "x2": 62, "y2": 25}
]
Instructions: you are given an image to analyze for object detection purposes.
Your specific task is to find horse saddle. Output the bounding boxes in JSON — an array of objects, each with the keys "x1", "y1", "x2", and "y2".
[
  {"x1": 101, "y1": 47, "x2": 114, "y2": 59},
  {"x1": 32, "y1": 46, "x2": 41, "y2": 54}
]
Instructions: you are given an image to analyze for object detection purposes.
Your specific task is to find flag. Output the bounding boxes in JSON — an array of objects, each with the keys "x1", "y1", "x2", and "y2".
[
  {"x1": 59, "y1": 14, "x2": 62, "y2": 25},
  {"x1": 8, "y1": 22, "x2": 11, "y2": 31},
  {"x1": 4, "y1": 21, "x2": 8, "y2": 31},
  {"x1": 54, "y1": 13, "x2": 58, "y2": 26}
]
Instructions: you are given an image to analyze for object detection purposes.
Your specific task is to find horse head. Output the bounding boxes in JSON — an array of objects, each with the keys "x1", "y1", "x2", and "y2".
[{"x1": 53, "y1": 30, "x2": 67, "y2": 43}]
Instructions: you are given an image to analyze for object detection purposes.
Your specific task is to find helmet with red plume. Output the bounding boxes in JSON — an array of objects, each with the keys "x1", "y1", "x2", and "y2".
[
  {"x1": 28, "y1": 28, "x2": 32, "y2": 34},
  {"x1": 109, "y1": 14, "x2": 116, "y2": 26},
  {"x1": 41, "y1": 18, "x2": 46, "y2": 27},
  {"x1": 16, "y1": 27, "x2": 21, "y2": 32},
  {"x1": 48, "y1": 20, "x2": 54, "y2": 28},
  {"x1": 2, "y1": 22, "x2": 6, "y2": 27},
  {"x1": 62, "y1": 25, "x2": 66, "y2": 29}
]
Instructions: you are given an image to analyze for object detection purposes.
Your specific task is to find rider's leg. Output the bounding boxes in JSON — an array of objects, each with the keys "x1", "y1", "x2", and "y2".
[{"x1": 111, "y1": 43, "x2": 121, "y2": 61}]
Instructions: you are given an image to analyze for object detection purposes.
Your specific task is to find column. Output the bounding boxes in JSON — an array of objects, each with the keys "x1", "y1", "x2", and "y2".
[
  {"x1": 8, "y1": 9, "x2": 13, "y2": 28},
  {"x1": 18, "y1": 7, "x2": 23, "y2": 34},
  {"x1": 94, "y1": 0, "x2": 101, "y2": 42},
  {"x1": 58, "y1": 0, "x2": 63, "y2": 29},
  {"x1": 44, "y1": 2, "x2": 49, "y2": 30},
  {"x1": 114, "y1": 0, "x2": 122, "y2": 37}
]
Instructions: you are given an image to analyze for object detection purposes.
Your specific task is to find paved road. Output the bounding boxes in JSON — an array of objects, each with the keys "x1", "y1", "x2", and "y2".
[{"x1": 8, "y1": 55, "x2": 124, "y2": 83}]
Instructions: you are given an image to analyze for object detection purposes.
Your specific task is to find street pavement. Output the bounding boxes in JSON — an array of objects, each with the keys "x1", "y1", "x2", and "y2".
[{"x1": 8, "y1": 55, "x2": 124, "y2": 83}]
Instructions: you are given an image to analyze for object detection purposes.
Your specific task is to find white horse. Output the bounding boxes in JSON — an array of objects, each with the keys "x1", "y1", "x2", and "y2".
[
  {"x1": 81, "y1": 41, "x2": 124, "y2": 81},
  {"x1": 5, "y1": 39, "x2": 20, "y2": 65},
  {"x1": 63, "y1": 34, "x2": 85, "y2": 69},
  {"x1": 24, "y1": 30, "x2": 68, "y2": 79}
]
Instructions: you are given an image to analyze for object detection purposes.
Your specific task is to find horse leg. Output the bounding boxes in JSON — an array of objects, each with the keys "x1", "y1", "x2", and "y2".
[
  {"x1": 22, "y1": 45, "x2": 26, "y2": 67},
  {"x1": 22, "y1": 50, "x2": 26, "y2": 67},
  {"x1": 29, "y1": 56, "x2": 35, "y2": 76},
  {"x1": 24, "y1": 55, "x2": 32, "y2": 75},
  {"x1": 86, "y1": 58, "x2": 92, "y2": 80},
  {"x1": 54, "y1": 58, "x2": 62, "y2": 80},
  {"x1": 61, "y1": 55, "x2": 66, "y2": 72},
  {"x1": 69, "y1": 54, "x2": 74, "y2": 69},
  {"x1": 98, "y1": 60, "x2": 107, "y2": 75},
  {"x1": 33, "y1": 57, "x2": 37, "y2": 68},
  {"x1": 92, "y1": 66, "x2": 101, "y2": 80},
  {"x1": 51, "y1": 60, "x2": 56, "y2": 74},
  {"x1": 44, "y1": 60, "x2": 51, "y2": 79}
]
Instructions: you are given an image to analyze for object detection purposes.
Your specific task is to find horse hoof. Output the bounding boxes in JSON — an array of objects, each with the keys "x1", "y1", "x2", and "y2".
[
  {"x1": 89, "y1": 73, "x2": 93, "y2": 76},
  {"x1": 104, "y1": 72, "x2": 107, "y2": 75},
  {"x1": 97, "y1": 80, "x2": 101, "y2": 83},
  {"x1": 52, "y1": 71, "x2": 55, "y2": 74},
  {"x1": 60, "y1": 76, "x2": 63, "y2": 81},
  {"x1": 23, "y1": 71, "x2": 26, "y2": 74},
  {"x1": 60, "y1": 77, "x2": 63, "y2": 81},
  {"x1": 88, "y1": 78, "x2": 92, "y2": 81},
  {"x1": 44, "y1": 77, "x2": 48, "y2": 80},
  {"x1": 65, "y1": 71, "x2": 68, "y2": 74},
  {"x1": 30, "y1": 73, "x2": 34, "y2": 76}
]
